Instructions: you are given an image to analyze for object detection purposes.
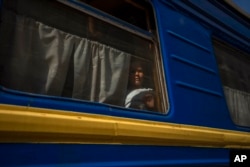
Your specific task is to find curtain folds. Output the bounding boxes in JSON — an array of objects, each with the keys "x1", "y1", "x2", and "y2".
[
  {"x1": 224, "y1": 86, "x2": 250, "y2": 127},
  {"x1": 0, "y1": 11, "x2": 131, "y2": 106}
]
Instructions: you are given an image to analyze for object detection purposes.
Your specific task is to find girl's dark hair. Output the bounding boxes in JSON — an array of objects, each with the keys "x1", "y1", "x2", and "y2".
[{"x1": 129, "y1": 56, "x2": 153, "y2": 88}]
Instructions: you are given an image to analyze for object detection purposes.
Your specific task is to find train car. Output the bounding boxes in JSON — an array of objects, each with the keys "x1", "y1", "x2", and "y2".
[{"x1": 0, "y1": 0, "x2": 249, "y2": 166}]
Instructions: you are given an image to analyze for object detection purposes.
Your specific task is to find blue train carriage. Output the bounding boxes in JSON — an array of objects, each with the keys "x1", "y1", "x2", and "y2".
[{"x1": 0, "y1": 0, "x2": 249, "y2": 166}]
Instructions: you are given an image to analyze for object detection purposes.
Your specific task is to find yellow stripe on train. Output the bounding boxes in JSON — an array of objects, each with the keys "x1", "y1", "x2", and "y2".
[{"x1": 0, "y1": 104, "x2": 249, "y2": 148}]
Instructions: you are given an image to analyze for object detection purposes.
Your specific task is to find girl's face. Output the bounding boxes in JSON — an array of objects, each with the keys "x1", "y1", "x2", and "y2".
[{"x1": 129, "y1": 62, "x2": 144, "y2": 88}]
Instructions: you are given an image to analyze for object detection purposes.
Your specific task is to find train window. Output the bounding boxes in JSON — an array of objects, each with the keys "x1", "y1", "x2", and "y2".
[
  {"x1": 0, "y1": 0, "x2": 168, "y2": 113},
  {"x1": 213, "y1": 39, "x2": 250, "y2": 127}
]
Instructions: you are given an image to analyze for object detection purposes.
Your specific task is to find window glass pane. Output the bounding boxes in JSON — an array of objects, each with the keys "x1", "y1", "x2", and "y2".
[
  {"x1": 0, "y1": 0, "x2": 167, "y2": 113},
  {"x1": 76, "y1": 0, "x2": 155, "y2": 31},
  {"x1": 213, "y1": 39, "x2": 250, "y2": 127}
]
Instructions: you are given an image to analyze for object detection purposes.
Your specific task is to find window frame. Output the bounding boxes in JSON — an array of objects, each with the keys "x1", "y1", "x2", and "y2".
[{"x1": 0, "y1": 0, "x2": 169, "y2": 114}]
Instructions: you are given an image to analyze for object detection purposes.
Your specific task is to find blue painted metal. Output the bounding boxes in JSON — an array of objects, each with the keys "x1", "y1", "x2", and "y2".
[
  {"x1": 0, "y1": 144, "x2": 229, "y2": 167},
  {"x1": 170, "y1": 54, "x2": 216, "y2": 74},
  {"x1": 161, "y1": 0, "x2": 249, "y2": 53},
  {"x1": 151, "y1": 0, "x2": 237, "y2": 129},
  {"x1": 166, "y1": 30, "x2": 211, "y2": 53}
]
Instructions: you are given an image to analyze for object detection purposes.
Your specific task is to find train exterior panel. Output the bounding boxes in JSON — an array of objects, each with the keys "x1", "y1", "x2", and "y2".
[{"x1": 0, "y1": 0, "x2": 249, "y2": 166}]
